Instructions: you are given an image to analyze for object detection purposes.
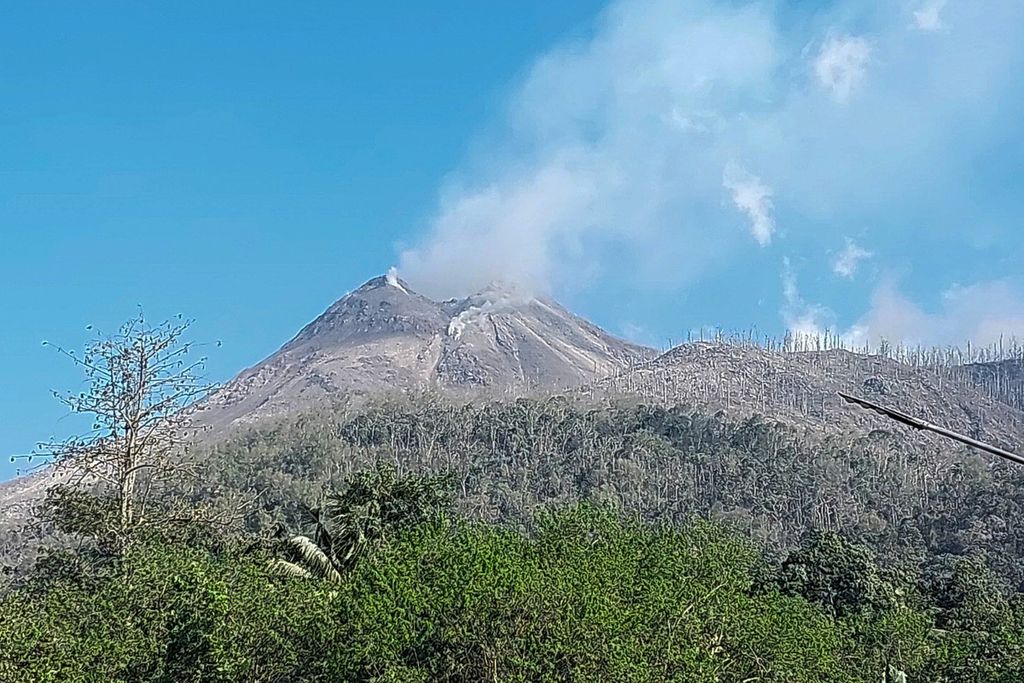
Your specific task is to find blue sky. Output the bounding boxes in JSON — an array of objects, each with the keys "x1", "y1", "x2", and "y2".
[{"x1": 3, "y1": 0, "x2": 1024, "y2": 480}]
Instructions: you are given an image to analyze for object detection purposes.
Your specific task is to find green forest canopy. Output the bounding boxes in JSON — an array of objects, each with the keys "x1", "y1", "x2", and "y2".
[{"x1": 5, "y1": 396, "x2": 1024, "y2": 680}]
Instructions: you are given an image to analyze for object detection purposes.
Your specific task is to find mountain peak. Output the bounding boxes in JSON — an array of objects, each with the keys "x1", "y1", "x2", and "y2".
[
  {"x1": 353, "y1": 268, "x2": 415, "y2": 296},
  {"x1": 201, "y1": 274, "x2": 653, "y2": 428},
  {"x1": 284, "y1": 273, "x2": 443, "y2": 351},
  {"x1": 384, "y1": 267, "x2": 409, "y2": 293}
]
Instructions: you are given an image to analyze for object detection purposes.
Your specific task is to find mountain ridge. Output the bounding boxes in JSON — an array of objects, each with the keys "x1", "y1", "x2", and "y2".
[
  {"x1": 5, "y1": 275, "x2": 1024, "y2": 576},
  {"x1": 200, "y1": 274, "x2": 654, "y2": 430},
  {"x1": 595, "y1": 342, "x2": 1024, "y2": 451}
]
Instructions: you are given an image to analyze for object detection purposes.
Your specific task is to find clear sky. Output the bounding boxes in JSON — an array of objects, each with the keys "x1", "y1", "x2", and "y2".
[{"x1": 3, "y1": 0, "x2": 1024, "y2": 481}]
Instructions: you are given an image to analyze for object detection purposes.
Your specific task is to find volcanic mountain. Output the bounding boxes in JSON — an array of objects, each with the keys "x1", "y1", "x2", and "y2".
[
  {"x1": 6, "y1": 274, "x2": 1024, "y2": 573},
  {"x1": 199, "y1": 274, "x2": 654, "y2": 430}
]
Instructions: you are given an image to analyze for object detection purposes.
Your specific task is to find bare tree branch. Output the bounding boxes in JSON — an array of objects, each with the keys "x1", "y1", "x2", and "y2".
[{"x1": 33, "y1": 313, "x2": 218, "y2": 553}]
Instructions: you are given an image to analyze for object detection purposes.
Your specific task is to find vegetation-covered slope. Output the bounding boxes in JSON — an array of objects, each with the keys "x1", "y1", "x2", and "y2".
[
  {"x1": 5, "y1": 469, "x2": 1024, "y2": 682},
  {"x1": 193, "y1": 395, "x2": 1024, "y2": 587},
  {"x1": 6, "y1": 313, "x2": 1024, "y2": 680}
]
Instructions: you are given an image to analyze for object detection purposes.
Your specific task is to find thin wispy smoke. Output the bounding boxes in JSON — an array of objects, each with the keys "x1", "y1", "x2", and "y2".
[
  {"x1": 723, "y1": 164, "x2": 775, "y2": 246},
  {"x1": 399, "y1": 0, "x2": 782, "y2": 298},
  {"x1": 846, "y1": 280, "x2": 1024, "y2": 348},
  {"x1": 397, "y1": 0, "x2": 1024, "y2": 344},
  {"x1": 781, "y1": 258, "x2": 831, "y2": 337},
  {"x1": 776, "y1": 274, "x2": 1024, "y2": 349},
  {"x1": 813, "y1": 35, "x2": 871, "y2": 103},
  {"x1": 913, "y1": 0, "x2": 947, "y2": 32},
  {"x1": 832, "y1": 239, "x2": 873, "y2": 279}
]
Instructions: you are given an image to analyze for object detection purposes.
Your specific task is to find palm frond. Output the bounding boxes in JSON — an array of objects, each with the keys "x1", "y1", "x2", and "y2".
[
  {"x1": 269, "y1": 558, "x2": 313, "y2": 580},
  {"x1": 287, "y1": 535, "x2": 343, "y2": 584}
]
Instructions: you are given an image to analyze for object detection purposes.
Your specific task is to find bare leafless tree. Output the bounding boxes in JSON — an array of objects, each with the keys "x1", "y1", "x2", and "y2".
[{"x1": 36, "y1": 313, "x2": 215, "y2": 551}]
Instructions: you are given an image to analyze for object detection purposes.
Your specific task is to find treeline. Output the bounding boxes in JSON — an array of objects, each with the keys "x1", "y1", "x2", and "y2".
[
  {"x1": 3, "y1": 463, "x2": 1024, "y2": 681},
  {"x1": 198, "y1": 395, "x2": 1024, "y2": 586}
]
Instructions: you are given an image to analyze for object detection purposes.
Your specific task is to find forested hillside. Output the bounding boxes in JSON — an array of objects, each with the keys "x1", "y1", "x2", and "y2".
[
  {"x1": 184, "y1": 395, "x2": 1024, "y2": 588},
  {"x1": 7, "y1": 388, "x2": 1024, "y2": 679},
  {"x1": 5, "y1": 317, "x2": 1024, "y2": 680},
  {"x1": 5, "y1": 459, "x2": 1024, "y2": 681}
]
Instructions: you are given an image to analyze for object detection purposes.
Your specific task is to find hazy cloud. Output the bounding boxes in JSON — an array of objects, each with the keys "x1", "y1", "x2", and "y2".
[
  {"x1": 832, "y1": 239, "x2": 873, "y2": 278},
  {"x1": 397, "y1": 0, "x2": 1024, "y2": 346},
  {"x1": 400, "y1": 0, "x2": 783, "y2": 298},
  {"x1": 399, "y1": 156, "x2": 600, "y2": 296},
  {"x1": 775, "y1": 273, "x2": 1024, "y2": 348},
  {"x1": 813, "y1": 35, "x2": 871, "y2": 102},
  {"x1": 724, "y1": 164, "x2": 775, "y2": 246},
  {"x1": 913, "y1": 0, "x2": 947, "y2": 32},
  {"x1": 845, "y1": 279, "x2": 1024, "y2": 348}
]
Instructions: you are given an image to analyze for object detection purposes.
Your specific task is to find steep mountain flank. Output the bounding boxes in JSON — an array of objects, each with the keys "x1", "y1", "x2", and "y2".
[
  {"x1": 5, "y1": 277, "x2": 1024, "y2": 579},
  {"x1": 200, "y1": 275, "x2": 653, "y2": 429},
  {"x1": 435, "y1": 284, "x2": 645, "y2": 390}
]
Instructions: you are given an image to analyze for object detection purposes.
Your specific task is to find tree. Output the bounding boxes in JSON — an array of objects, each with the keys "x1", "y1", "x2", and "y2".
[
  {"x1": 774, "y1": 530, "x2": 905, "y2": 618},
  {"x1": 927, "y1": 555, "x2": 1011, "y2": 633},
  {"x1": 35, "y1": 313, "x2": 214, "y2": 553},
  {"x1": 274, "y1": 462, "x2": 453, "y2": 581}
]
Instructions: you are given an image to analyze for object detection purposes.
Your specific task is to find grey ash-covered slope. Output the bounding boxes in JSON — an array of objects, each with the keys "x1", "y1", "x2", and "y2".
[
  {"x1": 203, "y1": 274, "x2": 1024, "y2": 449},
  {"x1": 201, "y1": 275, "x2": 653, "y2": 429},
  {"x1": 595, "y1": 342, "x2": 1024, "y2": 450},
  {"x1": 959, "y1": 358, "x2": 1024, "y2": 411}
]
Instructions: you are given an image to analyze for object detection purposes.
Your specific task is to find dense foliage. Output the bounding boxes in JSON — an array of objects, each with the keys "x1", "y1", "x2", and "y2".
[
  {"x1": 4, "y1": 500, "x2": 1024, "y2": 682},
  {"x1": 199, "y1": 396, "x2": 1024, "y2": 586},
  {"x1": 5, "y1": 395, "x2": 1024, "y2": 680}
]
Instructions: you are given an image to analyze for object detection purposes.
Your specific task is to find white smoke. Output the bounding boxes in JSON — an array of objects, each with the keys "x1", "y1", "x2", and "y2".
[
  {"x1": 395, "y1": 0, "x2": 1024, "y2": 348},
  {"x1": 845, "y1": 279, "x2": 1024, "y2": 348},
  {"x1": 385, "y1": 266, "x2": 408, "y2": 294},
  {"x1": 813, "y1": 34, "x2": 871, "y2": 103},
  {"x1": 832, "y1": 239, "x2": 873, "y2": 279},
  {"x1": 781, "y1": 258, "x2": 832, "y2": 337},
  {"x1": 913, "y1": 0, "x2": 947, "y2": 32},
  {"x1": 778, "y1": 272, "x2": 1024, "y2": 349},
  {"x1": 723, "y1": 164, "x2": 775, "y2": 246},
  {"x1": 399, "y1": 0, "x2": 781, "y2": 299},
  {"x1": 446, "y1": 282, "x2": 533, "y2": 340},
  {"x1": 400, "y1": 157, "x2": 602, "y2": 297}
]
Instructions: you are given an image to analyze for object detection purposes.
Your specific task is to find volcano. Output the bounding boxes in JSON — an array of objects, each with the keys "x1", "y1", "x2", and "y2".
[{"x1": 200, "y1": 274, "x2": 654, "y2": 429}]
